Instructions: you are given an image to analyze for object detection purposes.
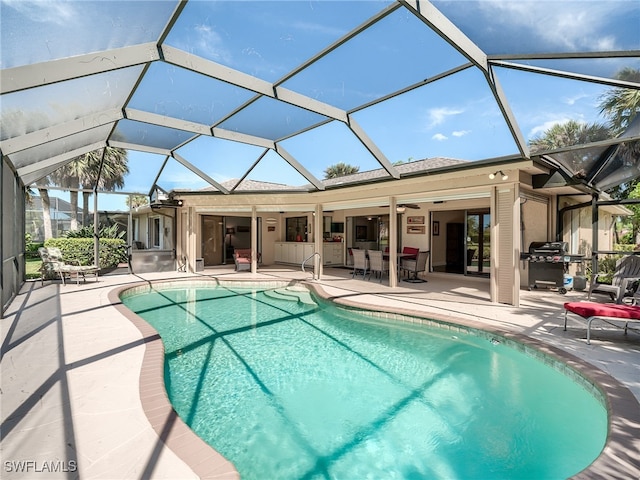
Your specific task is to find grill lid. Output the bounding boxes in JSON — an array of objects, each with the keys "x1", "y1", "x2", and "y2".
[{"x1": 528, "y1": 241, "x2": 569, "y2": 253}]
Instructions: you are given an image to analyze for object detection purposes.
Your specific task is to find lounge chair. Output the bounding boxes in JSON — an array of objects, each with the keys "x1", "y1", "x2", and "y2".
[
  {"x1": 400, "y1": 251, "x2": 430, "y2": 283},
  {"x1": 563, "y1": 301, "x2": 640, "y2": 344},
  {"x1": 38, "y1": 246, "x2": 99, "y2": 286},
  {"x1": 367, "y1": 250, "x2": 388, "y2": 283},
  {"x1": 352, "y1": 249, "x2": 369, "y2": 279},
  {"x1": 233, "y1": 249, "x2": 253, "y2": 271},
  {"x1": 588, "y1": 254, "x2": 640, "y2": 303}
]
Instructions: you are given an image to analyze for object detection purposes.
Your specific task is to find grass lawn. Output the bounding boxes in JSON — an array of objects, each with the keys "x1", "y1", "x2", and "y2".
[{"x1": 25, "y1": 256, "x2": 42, "y2": 279}]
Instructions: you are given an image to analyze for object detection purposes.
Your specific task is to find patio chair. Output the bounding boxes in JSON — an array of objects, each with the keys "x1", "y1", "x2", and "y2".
[
  {"x1": 401, "y1": 246, "x2": 419, "y2": 260},
  {"x1": 399, "y1": 246, "x2": 419, "y2": 278},
  {"x1": 367, "y1": 250, "x2": 388, "y2": 283},
  {"x1": 400, "y1": 250, "x2": 429, "y2": 283},
  {"x1": 588, "y1": 255, "x2": 640, "y2": 304},
  {"x1": 352, "y1": 249, "x2": 369, "y2": 279},
  {"x1": 38, "y1": 246, "x2": 99, "y2": 286},
  {"x1": 233, "y1": 249, "x2": 253, "y2": 271}
]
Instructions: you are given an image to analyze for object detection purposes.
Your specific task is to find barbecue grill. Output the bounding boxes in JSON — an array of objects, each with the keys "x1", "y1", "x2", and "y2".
[{"x1": 521, "y1": 241, "x2": 584, "y2": 294}]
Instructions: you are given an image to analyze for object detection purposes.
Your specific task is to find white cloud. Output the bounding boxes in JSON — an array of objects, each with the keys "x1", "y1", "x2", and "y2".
[
  {"x1": 477, "y1": 1, "x2": 623, "y2": 51},
  {"x1": 452, "y1": 130, "x2": 471, "y2": 137},
  {"x1": 3, "y1": 0, "x2": 76, "y2": 25},
  {"x1": 562, "y1": 92, "x2": 590, "y2": 106},
  {"x1": 427, "y1": 107, "x2": 464, "y2": 128},
  {"x1": 529, "y1": 117, "x2": 582, "y2": 138},
  {"x1": 432, "y1": 133, "x2": 448, "y2": 141},
  {"x1": 192, "y1": 24, "x2": 233, "y2": 64}
]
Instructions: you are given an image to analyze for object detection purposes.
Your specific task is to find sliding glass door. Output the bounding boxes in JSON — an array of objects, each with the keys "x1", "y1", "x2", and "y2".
[{"x1": 466, "y1": 211, "x2": 490, "y2": 276}]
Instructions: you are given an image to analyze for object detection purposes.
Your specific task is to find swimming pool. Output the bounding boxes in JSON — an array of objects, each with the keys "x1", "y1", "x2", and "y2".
[{"x1": 122, "y1": 282, "x2": 607, "y2": 479}]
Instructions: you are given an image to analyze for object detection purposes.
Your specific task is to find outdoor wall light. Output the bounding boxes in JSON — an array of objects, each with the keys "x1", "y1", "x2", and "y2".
[{"x1": 489, "y1": 170, "x2": 508, "y2": 180}]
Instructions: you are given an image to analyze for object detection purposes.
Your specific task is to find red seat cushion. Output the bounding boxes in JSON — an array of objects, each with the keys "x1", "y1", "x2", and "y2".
[
  {"x1": 564, "y1": 302, "x2": 640, "y2": 320},
  {"x1": 402, "y1": 247, "x2": 419, "y2": 259}
]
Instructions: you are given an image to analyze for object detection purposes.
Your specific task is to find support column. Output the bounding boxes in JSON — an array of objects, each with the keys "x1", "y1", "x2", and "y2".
[
  {"x1": 251, "y1": 206, "x2": 257, "y2": 273},
  {"x1": 315, "y1": 204, "x2": 323, "y2": 280},
  {"x1": 93, "y1": 192, "x2": 99, "y2": 269},
  {"x1": 127, "y1": 194, "x2": 133, "y2": 274},
  {"x1": 513, "y1": 183, "x2": 521, "y2": 307},
  {"x1": 389, "y1": 197, "x2": 398, "y2": 287},
  {"x1": 188, "y1": 206, "x2": 196, "y2": 273},
  {"x1": 591, "y1": 193, "x2": 599, "y2": 277}
]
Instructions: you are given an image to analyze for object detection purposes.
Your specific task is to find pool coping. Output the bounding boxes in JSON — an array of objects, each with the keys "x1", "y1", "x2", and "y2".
[{"x1": 109, "y1": 278, "x2": 640, "y2": 479}]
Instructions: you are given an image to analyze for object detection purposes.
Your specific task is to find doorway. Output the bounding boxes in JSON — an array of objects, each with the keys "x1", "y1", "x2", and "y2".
[
  {"x1": 466, "y1": 211, "x2": 490, "y2": 277},
  {"x1": 431, "y1": 209, "x2": 491, "y2": 277},
  {"x1": 347, "y1": 215, "x2": 391, "y2": 251},
  {"x1": 201, "y1": 215, "x2": 257, "y2": 266},
  {"x1": 201, "y1": 215, "x2": 224, "y2": 266}
]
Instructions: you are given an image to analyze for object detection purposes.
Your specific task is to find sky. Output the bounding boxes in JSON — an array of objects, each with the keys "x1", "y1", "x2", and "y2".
[{"x1": 2, "y1": 0, "x2": 639, "y2": 211}]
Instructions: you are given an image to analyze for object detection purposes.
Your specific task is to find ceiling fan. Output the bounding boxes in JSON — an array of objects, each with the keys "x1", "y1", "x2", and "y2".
[{"x1": 378, "y1": 203, "x2": 420, "y2": 212}]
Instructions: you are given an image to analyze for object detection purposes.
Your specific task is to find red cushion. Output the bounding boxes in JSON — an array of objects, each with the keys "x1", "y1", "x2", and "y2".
[{"x1": 564, "y1": 302, "x2": 640, "y2": 320}]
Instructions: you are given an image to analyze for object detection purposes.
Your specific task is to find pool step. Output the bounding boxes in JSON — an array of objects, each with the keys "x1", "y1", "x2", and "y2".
[{"x1": 264, "y1": 287, "x2": 317, "y2": 306}]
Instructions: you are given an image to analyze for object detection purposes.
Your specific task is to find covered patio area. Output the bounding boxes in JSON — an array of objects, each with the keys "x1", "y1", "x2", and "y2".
[{"x1": 1, "y1": 267, "x2": 639, "y2": 478}]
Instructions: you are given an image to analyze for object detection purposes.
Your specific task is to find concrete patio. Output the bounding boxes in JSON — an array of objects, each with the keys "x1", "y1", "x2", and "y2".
[{"x1": 1, "y1": 266, "x2": 639, "y2": 479}]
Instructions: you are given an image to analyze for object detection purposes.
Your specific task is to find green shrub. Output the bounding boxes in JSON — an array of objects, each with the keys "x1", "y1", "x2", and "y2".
[
  {"x1": 65, "y1": 224, "x2": 125, "y2": 239},
  {"x1": 613, "y1": 244, "x2": 637, "y2": 252},
  {"x1": 44, "y1": 238, "x2": 127, "y2": 268},
  {"x1": 25, "y1": 241, "x2": 44, "y2": 259}
]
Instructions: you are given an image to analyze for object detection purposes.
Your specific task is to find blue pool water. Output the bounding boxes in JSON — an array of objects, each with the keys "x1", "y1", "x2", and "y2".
[{"x1": 122, "y1": 283, "x2": 607, "y2": 479}]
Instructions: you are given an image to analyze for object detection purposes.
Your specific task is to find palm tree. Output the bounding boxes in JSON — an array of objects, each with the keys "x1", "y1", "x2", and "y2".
[
  {"x1": 529, "y1": 120, "x2": 611, "y2": 178},
  {"x1": 599, "y1": 67, "x2": 640, "y2": 135},
  {"x1": 529, "y1": 120, "x2": 611, "y2": 153},
  {"x1": 48, "y1": 160, "x2": 85, "y2": 230},
  {"x1": 35, "y1": 179, "x2": 53, "y2": 240},
  {"x1": 79, "y1": 147, "x2": 129, "y2": 225},
  {"x1": 323, "y1": 162, "x2": 360, "y2": 179},
  {"x1": 598, "y1": 68, "x2": 640, "y2": 199},
  {"x1": 126, "y1": 194, "x2": 149, "y2": 209},
  {"x1": 42, "y1": 147, "x2": 128, "y2": 235}
]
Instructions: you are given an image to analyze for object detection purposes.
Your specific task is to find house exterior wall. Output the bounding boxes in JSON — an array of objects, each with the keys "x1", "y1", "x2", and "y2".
[
  {"x1": 178, "y1": 163, "x2": 526, "y2": 303},
  {"x1": 519, "y1": 191, "x2": 551, "y2": 288},
  {"x1": 559, "y1": 200, "x2": 621, "y2": 278},
  {"x1": 170, "y1": 161, "x2": 618, "y2": 306}
]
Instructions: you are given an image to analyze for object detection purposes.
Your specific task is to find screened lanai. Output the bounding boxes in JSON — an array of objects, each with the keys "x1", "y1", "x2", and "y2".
[{"x1": 1, "y1": 0, "x2": 640, "y2": 312}]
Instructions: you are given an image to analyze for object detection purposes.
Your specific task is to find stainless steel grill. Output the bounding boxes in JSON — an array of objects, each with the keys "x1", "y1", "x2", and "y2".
[{"x1": 522, "y1": 241, "x2": 584, "y2": 294}]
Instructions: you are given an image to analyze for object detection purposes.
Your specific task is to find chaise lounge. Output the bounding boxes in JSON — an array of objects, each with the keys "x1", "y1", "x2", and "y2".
[
  {"x1": 39, "y1": 246, "x2": 100, "y2": 286},
  {"x1": 563, "y1": 301, "x2": 640, "y2": 344}
]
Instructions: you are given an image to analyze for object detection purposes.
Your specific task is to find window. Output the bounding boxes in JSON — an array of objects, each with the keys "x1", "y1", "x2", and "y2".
[
  {"x1": 286, "y1": 216, "x2": 307, "y2": 242},
  {"x1": 150, "y1": 217, "x2": 161, "y2": 248},
  {"x1": 132, "y1": 218, "x2": 139, "y2": 242}
]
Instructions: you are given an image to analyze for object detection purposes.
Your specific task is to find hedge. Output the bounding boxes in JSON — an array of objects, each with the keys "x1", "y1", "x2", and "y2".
[{"x1": 44, "y1": 238, "x2": 127, "y2": 269}]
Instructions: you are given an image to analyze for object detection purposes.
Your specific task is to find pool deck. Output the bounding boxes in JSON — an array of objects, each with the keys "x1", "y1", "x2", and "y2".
[{"x1": 1, "y1": 266, "x2": 639, "y2": 479}]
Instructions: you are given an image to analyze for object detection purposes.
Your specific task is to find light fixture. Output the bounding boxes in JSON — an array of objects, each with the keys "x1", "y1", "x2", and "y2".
[
  {"x1": 226, "y1": 227, "x2": 235, "y2": 247},
  {"x1": 396, "y1": 206, "x2": 406, "y2": 213},
  {"x1": 489, "y1": 170, "x2": 508, "y2": 181}
]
